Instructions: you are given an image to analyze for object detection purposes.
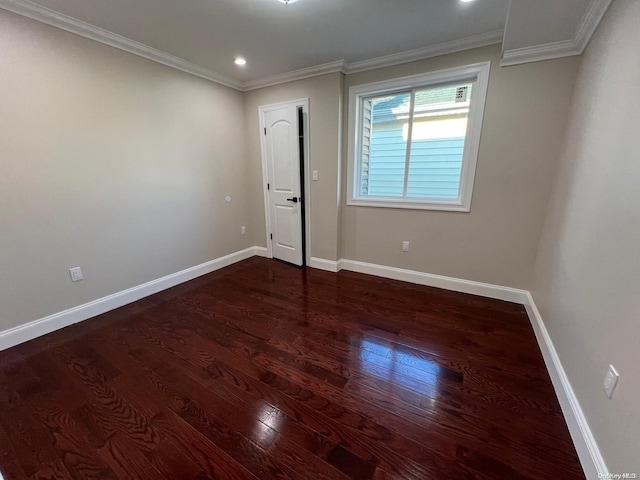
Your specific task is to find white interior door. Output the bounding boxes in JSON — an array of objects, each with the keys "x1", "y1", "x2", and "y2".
[{"x1": 263, "y1": 104, "x2": 303, "y2": 266}]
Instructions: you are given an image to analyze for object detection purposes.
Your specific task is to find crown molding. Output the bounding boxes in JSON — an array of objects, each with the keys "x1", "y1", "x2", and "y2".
[
  {"x1": 242, "y1": 60, "x2": 348, "y2": 91},
  {"x1": 501, "y1": 39, "x2": 580, "y2": 66},
  {"x1": 0, "y1": 0, "x2": 614, "y2": 89},
  {"x1": 0, "y1": 0, "x2": 244, "y2": 90},
  {"x1": 0, "y1": 0, "x2": 505, "y2": 92},
  {"x1": 243, "y1": 30, "x2": 503, "y2": 91},
  {"x1": 344, "y1": 30, "x2": 504, "y2": 74},
  {"x1": 574, "y1": 0, "x2": 613, "y2": 51},
  {"x1": 502, "y1": 0, "x2": 613, "y2": 67}
]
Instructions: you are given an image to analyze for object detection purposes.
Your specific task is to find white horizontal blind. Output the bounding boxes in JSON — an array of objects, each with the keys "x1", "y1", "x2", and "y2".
[{"x1": 360, "y1": 82, "x2": 473, "y2": 200}]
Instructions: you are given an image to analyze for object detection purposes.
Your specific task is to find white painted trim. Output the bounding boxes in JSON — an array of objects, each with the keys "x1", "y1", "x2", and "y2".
[
  {"x1": 243, "y1": 31, "x2": 502, "y2": 91},
  {"x1": 345, "y1": 30, "x2": 503, "y2": 74},
  {"x1": 333, "y1": 259, "x2": 528, "y2": 303},
  {"x1": 523, "y1": 293, "x2": 608, "y2": 480},
  {"x1": 501, "y1": 40, "x2": 581, "y2": 67},
  {"x1": 502, "y1": 0, "x2": 612, "y2": 66},
  {"x1": 574, "y1": 0, "x2": 614, "y2": 52},
  {"x1": 344, "y1": 199, "x2": 471, "y2": 212},
  {"x1": 306, "y1": 256, "x2": 606, "y2": 479},
  {"x1": 2, "y1": 0, "x2": 611, "y2": 88},
  {"x1": 0, "y1": 240, "x2": 605, "y2": 480},
  {"x1": 0, "y1": 0, "x2": 243, "y2": 90},
  {"x1": 500, "y1": 0, "x2": 513, "y2": 58},
  {"x1": 259, "y1": 107, "x2": 274, "y2": 260},
  {"x1": 308, "y1": 257, "x2": 341, "y2": 273},
  {"x1": 258, "y1": 99, "x2": 311, "y2": 266},
  {"x1": 243, "y1": 61, "x2": 347, "y2": 91},
  {"x1": 308, "y1": 256, "x2": 527, "y2": 303},
  {"x1": 346, "y1": 62, "x2": 491, "y2": 212},
  {"x1": 253, "y1": 246, "x2": 269, "y2": 258},
  {"x1": 0, "y1": 2, "x2": 503, "y2": 92},
  {"x1": 0, "y1": 246, "x2": 265, "y2": 351}
]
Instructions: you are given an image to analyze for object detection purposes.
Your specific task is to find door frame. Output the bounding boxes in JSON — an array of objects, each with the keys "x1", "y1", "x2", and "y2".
[{"x1": 259, "y1": 98, "x2": 311, "y2": 266}]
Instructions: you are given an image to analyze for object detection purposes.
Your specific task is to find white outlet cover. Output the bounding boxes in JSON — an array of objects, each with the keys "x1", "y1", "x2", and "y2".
[
  {"x1": 604, "y1": 364, "x2": 619, "y2": 399},
  {"x1": 312, "y1": 170, "x2": 318, "y2": 181},
  {"x1": 402, "y1": 241, "x2": 410, "y2": 252},
  {"x1": 69, "y1": 267, "x2": 83, "y2": 282}
]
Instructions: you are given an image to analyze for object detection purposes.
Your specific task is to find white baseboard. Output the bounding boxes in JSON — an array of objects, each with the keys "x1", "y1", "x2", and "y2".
[
  {"x1": 0, "y1": 246, "x2": 265, "y2": 351},
  {"x1": 1, "y1": 250, "x2": 605, "y2": 479},
  {"x1": 337, "y1": 258, "x2": 528, "y2": 303},
  {"x1": 307, "y1": 257, "x2": 604, "y2": 478},
  {"x1": 309, "y1": 257, "x2": 341, "y2": 273},
  {"x1": 253, "y1": 246, "x2": 269, "y2": 258},
  {"x1": 524, "y1": 293, "x2": 607, "y2": 480}
]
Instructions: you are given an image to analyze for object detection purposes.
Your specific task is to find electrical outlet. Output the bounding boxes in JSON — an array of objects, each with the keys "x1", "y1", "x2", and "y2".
[
  {"x1": 402, "y1": 241, "x2": 410, "y2": 252},
  {"x1": 312, "y1": 170, "x2": 318, "y2": 181},
  {"x1": 241, "y1": 226, "x2": 246, "y2": 236},
  {"x1": 603, "y1": 365, "x2": 619, "y2": 399},
  {"x1": 69, "y1": 267, "x2": 83, "y2": 282}
]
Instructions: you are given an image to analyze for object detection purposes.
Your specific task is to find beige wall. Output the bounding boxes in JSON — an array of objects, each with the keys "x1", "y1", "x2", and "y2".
[
  {"x1": 244, "y1": 73, "x2": 343, "y2": 261},
  {"x1": 0, "y1": 10, "x2": 252, "y2": 330},
  {"x1": 2, "y1": 2, "x2": 636, "y2": 471},
  {"x1": 530, "y1": 0, "x2": 640, "y2": 471},
  {"x1": 341, "y1": 45, "x2": 579, "y2": 289}
]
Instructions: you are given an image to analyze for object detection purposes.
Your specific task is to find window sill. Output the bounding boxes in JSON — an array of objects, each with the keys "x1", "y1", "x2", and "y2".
[{"x1": 347, "y1": 197, "x2": 471, "y2": 212}]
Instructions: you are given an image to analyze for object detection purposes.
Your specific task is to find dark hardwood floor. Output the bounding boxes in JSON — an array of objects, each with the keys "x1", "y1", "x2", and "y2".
[{"x1": 0, "y1": 257, "x2": 584, "y2": 479}]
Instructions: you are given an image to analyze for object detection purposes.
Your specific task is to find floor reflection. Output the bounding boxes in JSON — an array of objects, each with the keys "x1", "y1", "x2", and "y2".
[
  {"x1": 358, "y1": 338, "x2": 442, "y2": 396},
  {"x1": 252, "y1": 403, "x2": 282, "y2": 446}
]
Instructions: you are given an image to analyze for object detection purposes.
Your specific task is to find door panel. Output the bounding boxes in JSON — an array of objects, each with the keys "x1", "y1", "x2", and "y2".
[
  {"x1": 264, "y1": 104, "x2": 303, "y2": 266},
  {"x1": 271, "y1": 122, "x2": 295, "y2": 192},
  {"x1": 274, "y1": 205, "x2": 296, "y2": 249}
]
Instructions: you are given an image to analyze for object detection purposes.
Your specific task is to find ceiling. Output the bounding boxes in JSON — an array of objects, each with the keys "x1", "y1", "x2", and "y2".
[
  {"x1": 504, "y1": 0, "x2": 593, "y2": 51},
  {"x1": 0, "y1": 0, "x2": 611, "y2": 89}
]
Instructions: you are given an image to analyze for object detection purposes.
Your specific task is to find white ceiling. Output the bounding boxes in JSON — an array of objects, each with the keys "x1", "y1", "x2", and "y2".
[
  {"x1": 1, "y1": 0, "x2": 611, "y2": 88},
  {"x1": 27, "y1": 0, "x2": 509, "y2": 82},
  {"x1": 503, "y1": 0, "x2": 593, "y2": 51}
]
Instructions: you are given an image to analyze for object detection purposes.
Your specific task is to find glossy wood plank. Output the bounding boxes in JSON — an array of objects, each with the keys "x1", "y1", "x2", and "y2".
[{"x1": 0, "y1": 257, "x2": 584, "y2": 479}]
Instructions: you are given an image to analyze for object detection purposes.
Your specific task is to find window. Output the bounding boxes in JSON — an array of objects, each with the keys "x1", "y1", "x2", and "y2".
[{"x1": 347, "y1": 62, "x2": 491, "y2": 211}]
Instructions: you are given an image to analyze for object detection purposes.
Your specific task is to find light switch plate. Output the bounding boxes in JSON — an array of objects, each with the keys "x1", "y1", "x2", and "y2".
[{"x1": 603, "y1": 364, "x2": 619, "y2": 399}]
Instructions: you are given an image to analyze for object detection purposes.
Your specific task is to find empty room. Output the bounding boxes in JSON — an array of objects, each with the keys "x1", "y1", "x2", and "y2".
[{"x1": 0, "y1": 0, "x2": 637, "y2": 478}]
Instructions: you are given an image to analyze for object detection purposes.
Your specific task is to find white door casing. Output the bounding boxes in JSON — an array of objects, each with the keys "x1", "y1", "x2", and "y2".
[{"x1": 260, "y1": 100, "x2": 308, "y2": 266}]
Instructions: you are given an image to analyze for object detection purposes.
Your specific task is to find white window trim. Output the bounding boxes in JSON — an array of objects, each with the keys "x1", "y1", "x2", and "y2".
[{"x1": 346, "y1": 61, "x2": 491, "y2": 212}]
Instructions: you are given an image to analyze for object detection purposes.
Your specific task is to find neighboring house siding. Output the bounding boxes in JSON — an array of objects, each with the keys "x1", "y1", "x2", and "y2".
[
  {"x1": 368, "y1": 121, "x2": 406, "y2": 197},
  {"x1": 407, "y1": 135, "x2": 464, "y2": 199},
  {"x1": 367, "y1": 119, "x2": 464, "y2": 198}
]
